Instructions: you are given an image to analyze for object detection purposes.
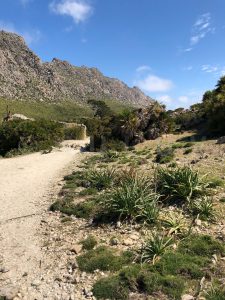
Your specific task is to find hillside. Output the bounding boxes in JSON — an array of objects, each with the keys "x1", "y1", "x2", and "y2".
[{"x1": 0, "y1": 31, "x2": 153, "y2": 108}]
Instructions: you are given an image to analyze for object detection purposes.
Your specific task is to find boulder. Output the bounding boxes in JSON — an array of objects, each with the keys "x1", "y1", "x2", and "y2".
[{"x1": 217, "y1": 136, "x2": 225, "y2": 144}]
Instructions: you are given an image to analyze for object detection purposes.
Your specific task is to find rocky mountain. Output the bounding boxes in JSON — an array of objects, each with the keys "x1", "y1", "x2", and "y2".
[{"x1": 0, "y1": 31, "x2": 153, "y2": 107}]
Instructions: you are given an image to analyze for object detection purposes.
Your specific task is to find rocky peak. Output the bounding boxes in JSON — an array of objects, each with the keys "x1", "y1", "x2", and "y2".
[{"x1": 0, "y1": 31, "x2": 154, "y2": 107}]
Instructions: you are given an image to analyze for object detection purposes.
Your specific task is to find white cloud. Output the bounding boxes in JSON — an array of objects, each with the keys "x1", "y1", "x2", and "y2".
[
  {"x1": 135, "y1": 74, "x2": 173, "y2": 93},
  {"x1": 136, "y1": 65, "x2": 151, "y2": 73},
  {"x1": 183, "y1": 47, "x2": 193, "y2": 52},
  {"x1": 190, "y1": 13, "x2": 214, "y2": 46},
  {"x1": 50, "y1": 0, "x2": 93, "y2": 24},
  {"x1": 0, "y1": 21, "x2": 41, "y2": 45},
  {"x1": 201, "y1": 64, "x2": 218, "y2": 73}
]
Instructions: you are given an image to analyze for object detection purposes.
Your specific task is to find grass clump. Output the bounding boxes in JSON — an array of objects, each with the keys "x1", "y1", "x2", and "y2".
[
  {"x1": 205, "y1": 286, "x2": 225, "y2": 300},
  {"x1": 86, "y1": 168, "x2": 116, "y2": 190},
  {"x1": 101, "y1": 175, "x2": 159, "y2": 223},
  {"x1": 81, "y1": 235, "x2": 97, "y2": 250},
  {"x1": 141, "y1": 233, "x2": 174, "y2": 264},
  {"x1": 155, "y1": 146, "x2": 175, "y2": 164},
  {"x1": 77, "y1": 246, "x2": 134, "y2": 273},
  {"x1": 190, "y1": 196, "x2": 216, "y2": 221},
  {"x1": 155, "y1": 166, "x2": 207, "y2": 205}
]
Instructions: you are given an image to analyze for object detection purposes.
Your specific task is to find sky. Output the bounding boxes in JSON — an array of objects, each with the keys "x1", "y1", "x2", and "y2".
[{"x1": 0, "y1": 0, "x2": 225, "y2": 109}]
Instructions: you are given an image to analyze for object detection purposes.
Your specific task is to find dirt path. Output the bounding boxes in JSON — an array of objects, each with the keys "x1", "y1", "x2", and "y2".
[{"x1": 0, "y1": 141, "x2": 88, "y2": 299}]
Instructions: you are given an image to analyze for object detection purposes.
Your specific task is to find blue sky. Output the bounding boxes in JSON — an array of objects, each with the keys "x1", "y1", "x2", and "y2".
[{"x1": 1, "y1": 0, "x2": 225, "y2": 109}]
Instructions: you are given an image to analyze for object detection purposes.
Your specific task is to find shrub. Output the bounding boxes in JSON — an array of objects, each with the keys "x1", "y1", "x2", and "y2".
[
  {"x1": 155, "y1": 147, "x2": 175, "y2": 164},
  {"x1": 138, "y1": 272, "x2": 185, "y2": 300},
  {"x1": 77, "y1": 246, "x2": 133, "y2": 273},
  {"x1": 154, "y1": 251, "x2": 207, "y2": 279},
  {"x1": 64, "y1": 125, "x2": 85, "y2": 140},
  {"x1": 81, "y1": 235, "x2": 97, "y2": 250},
  {"x1": 0, "y1": 119, "x2": 64, "y2": 156},
  {"x1": 178, "y1": 234, "x2": 224, "y2": 257},
  {"x1": 93, "y1": 276, "x2": 129, "y2": 300},
  {"x1": 155, "y1": 166, "x2": 207, "y2": 205}
]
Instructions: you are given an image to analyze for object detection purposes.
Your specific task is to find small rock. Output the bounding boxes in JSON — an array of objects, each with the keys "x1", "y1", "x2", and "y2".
[
  {"x1": 0, "y1": 267, "x2": 9, "y2": 273},
  {"x1": 70, "y1": 244, "x2": 82, "y2": 254},
  {"x1": 116, "y1": 221, "x2": 122, "y2": 228},
  {"x1": 181, "y1": 295, "x2": 194, "y2": 300},
  {"x1": 122, "y1": 238, "x2": 133, "y2": 246},
  {"x1": 110, "y1": 238, "x2": 119, "y2": 246},
  {"x1": 195, "y1": 219, "x2": 201, "y2": 226}
]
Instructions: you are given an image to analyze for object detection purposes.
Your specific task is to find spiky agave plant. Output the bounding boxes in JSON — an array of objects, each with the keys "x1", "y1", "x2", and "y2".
[
  {"x1": 155, "y1": 166, "x2": 208, "y2": 205},
  {"x1": 141, "y1": 232, "x2": 174, "y2": 264}
]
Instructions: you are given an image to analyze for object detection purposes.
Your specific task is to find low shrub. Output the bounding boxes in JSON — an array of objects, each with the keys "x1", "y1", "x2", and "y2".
[
  {"x1": 155, "y1": 166, "x2": 207, "y2": 205},
  {"x1": 101, "y1": 139, "x2": 126, "y2": 152},
  {"x1": 154, "y1": 251, "x2": 207, "y2": 279},
  {"x1": 64, "y1": 126, "x2": 85, "y2": 140},
  {"x1": 50, "y1": 199, "x2": 97, "y2": 219},
  {"x1": 178, "y1": 234, "x2": 224, "y2": 257},
  {"x1": 81, "y1": 235, "x2": 97, "y2": 250},
  {"x1": 77, "y1": 246, "x2": 134, "y2": 273},
  {"x1": 138, "y1": 272, "x2": 185, "y2": 300},
  {"x1": 93, "y1": 275, "x2": 129, "y2": 300},
  {"x1": 155, "y1": 147, "x2": 175, "y2": 164}
]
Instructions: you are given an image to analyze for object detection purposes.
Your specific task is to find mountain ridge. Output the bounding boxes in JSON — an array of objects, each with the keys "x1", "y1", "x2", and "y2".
[{"x1": 0, "y1": 31, "x2": 154, "y2": 107}]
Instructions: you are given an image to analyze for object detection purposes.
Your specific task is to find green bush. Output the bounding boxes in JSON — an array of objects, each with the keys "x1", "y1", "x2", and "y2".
[
  {"x1": 93, "y1": 275, "x2": 129, "y2": 300},
  {"x1": 178, "y1": 234, "x2": 224, "y2": 257},
  {"x1": 64, "y1": 126, "x2": 85, "y2": 140},
  {"x1": 154, "y1": 251, "x2": 207, "y2": 279},
  {"x1": 77, "y1": 246, "x2": 134, "y2": 273},
  {"x1": 155, "y1": 166, "x2": 207, "y2": 205},
  {"x1": 81, "y1": 235, "x2": 97, "y2": 250},
  {"x1": 155, "y1": 147, "x2": 175, "y2": 164},
  {"x1": 205, "y1": 286, "x2": 225, "y2": 300},
  {"x1": 0, "y1": 119, "x2": 63, "y2": 156}
]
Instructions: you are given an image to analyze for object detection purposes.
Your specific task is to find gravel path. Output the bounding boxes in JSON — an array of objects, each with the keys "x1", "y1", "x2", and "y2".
[{"x1": 0, "y1": 141, "x2": 87, "y2": 299}]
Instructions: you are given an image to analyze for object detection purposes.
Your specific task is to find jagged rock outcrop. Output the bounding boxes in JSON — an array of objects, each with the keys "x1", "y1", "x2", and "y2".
[{"x1": 0, "y1": 31, "x2": 153, "y2": 107}]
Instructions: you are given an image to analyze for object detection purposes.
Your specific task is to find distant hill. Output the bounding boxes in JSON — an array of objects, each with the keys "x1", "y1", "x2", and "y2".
[{"x1": 0, "y1": 31, "x2": 154, "y2": 108}]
